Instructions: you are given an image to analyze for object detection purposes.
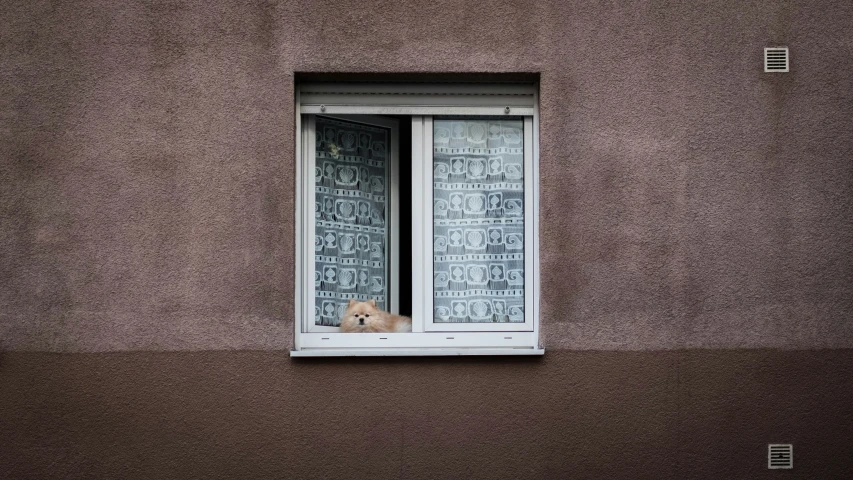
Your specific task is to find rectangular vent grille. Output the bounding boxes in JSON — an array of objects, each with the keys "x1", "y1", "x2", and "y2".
[
  {"x1": 764, "y1": 47, "x2": 789, "y2": 72},
  {"x1": 768, "y1": 444, "x2": 793, "y2": 469}
]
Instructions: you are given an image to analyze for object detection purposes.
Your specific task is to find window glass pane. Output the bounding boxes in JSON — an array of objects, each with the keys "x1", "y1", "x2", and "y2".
[
  {"x1": 315, "y1": 117, "x2": 389, "y2": 326},
  {"x1": 433, "y1": 118, "x2": 524, "y2": 323}
]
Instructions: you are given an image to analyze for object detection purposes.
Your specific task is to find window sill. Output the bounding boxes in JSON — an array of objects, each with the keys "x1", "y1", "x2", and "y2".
[{"x1": 290, "y1": 347, "x2": 545, "y2": 357}]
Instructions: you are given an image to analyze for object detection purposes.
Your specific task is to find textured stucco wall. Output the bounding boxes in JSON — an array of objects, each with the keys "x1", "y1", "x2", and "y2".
[
  {"x1": 2, "y1": 1, "x2": 852, "y2": 351},
  {"x1": 1, "y1": 350, "x2": 852, "y2": 479},
  {"x1": 2, "y1": 2, "x2": 853, "y2": 479}
]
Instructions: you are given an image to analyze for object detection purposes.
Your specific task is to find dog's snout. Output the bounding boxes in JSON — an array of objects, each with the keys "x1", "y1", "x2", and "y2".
[{"x1": 358, "y1": 318, "x2": 365, "y2": 325}]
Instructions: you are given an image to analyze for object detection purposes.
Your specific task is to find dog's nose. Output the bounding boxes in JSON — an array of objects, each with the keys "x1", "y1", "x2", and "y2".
[{"x1": 358, "y1": 318, "x2": 365, "y2": 325}]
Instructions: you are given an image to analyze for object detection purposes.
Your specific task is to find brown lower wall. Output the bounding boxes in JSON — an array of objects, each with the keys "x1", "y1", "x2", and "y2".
[{"x1": 2, "y1": 349, "x2": 851, "y2": 479}]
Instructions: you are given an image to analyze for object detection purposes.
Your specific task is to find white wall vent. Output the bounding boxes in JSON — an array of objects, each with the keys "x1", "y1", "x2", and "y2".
[
  {"x1": 764, "y1": 47, "x2": 789, "y2": 72},
  {"x1": 768, "y1": 444, "x2": 793, "y2": 469}
]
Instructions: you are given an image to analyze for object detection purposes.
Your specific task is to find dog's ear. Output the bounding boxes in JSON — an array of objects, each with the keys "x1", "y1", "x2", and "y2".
[
  {"x1": 368, "y1": 299, "x2": 377, "y2": 307},
  {"x1": 348, "y1": 299, "x2": 357, "y2": 307}
]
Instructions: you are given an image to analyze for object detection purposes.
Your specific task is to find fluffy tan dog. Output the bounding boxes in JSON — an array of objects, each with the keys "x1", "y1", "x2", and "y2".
[{"x1": 339, "y1": 299, "x2": 412, "y2": 333}]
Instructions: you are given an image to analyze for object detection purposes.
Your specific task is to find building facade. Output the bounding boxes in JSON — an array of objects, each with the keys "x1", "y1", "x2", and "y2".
[{"x1": 2, "y1": 1, "x2": 852, "y2": 478}]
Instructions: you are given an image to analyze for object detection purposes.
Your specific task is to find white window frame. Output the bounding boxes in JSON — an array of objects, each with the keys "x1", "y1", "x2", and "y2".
[
  {"x1": 293, "y1": 84, "x2": 542, "y2": 356},
  {"x1": 299, "y1": 114, "x2": 401, "y2": 334}
]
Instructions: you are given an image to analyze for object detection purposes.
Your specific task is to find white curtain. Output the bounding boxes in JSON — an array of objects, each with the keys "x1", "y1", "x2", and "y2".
[
  {"x1": 432, "y1": 118, "x2": 525, "y2": 323},
  {"x1": 314, "y1": 117, "x2": 388, "y2": 326}
]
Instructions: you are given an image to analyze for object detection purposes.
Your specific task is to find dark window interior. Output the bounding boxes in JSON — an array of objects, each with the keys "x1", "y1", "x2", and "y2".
[{"x1": 392, "y1": 115, "x2": 413, "y2": 317}]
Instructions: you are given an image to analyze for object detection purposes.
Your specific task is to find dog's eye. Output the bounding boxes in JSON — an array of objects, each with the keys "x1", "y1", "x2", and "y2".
[{"x1": 365, "y1": 314, "x2": 370, "y2": 318}]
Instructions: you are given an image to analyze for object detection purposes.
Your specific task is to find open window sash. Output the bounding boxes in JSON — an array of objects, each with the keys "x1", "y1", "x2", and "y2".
[{"x1": 299, "y1": 114, "x2": 400, "y2": 334}]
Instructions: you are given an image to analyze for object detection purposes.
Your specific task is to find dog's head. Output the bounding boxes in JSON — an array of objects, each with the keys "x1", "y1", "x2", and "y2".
[{"x1": 340, "y1": 299, "x2": 383, "y2": 332}]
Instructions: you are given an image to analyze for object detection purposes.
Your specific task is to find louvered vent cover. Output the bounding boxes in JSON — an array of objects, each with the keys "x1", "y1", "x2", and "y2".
[
  {"x1": 768, "y1": 444, "x2": 793, "y2": 469},
  {"x1": 764, "y1": 47, "x2": 789, "y2": 72}
]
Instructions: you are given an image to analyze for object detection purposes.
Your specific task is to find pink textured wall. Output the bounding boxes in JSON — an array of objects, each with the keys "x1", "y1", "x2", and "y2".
[
  {"x1": 2, "y1": 0, "x2": 852, "y2": 351},
  {"x1": 3, "y1": 3, "x2": 853, "y2": 479}
]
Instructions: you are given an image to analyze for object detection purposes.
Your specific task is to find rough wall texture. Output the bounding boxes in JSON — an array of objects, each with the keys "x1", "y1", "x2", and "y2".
[
  {"x1": 1, "y1": 351, "x2": 852, "y2": 479},
  {"x1": 2, "y1": 1, "x2": 853, "y2": 478},
  {"x1": 2, "y1": 0, "x2": 852, "y2": 351}
]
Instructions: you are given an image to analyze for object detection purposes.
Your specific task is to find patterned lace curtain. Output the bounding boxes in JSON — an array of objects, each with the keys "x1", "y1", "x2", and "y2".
[
  {"x1": 433, "y1": 118, "x2": 525, "y2": 323},
  {"x1": 314, "y1": 117, "x2": 388, "y2": 326}
]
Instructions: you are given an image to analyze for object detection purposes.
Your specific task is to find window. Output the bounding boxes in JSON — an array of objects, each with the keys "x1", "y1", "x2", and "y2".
[{"x1": 293, "y1": 82, "x2": 542, "y2": 356}]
